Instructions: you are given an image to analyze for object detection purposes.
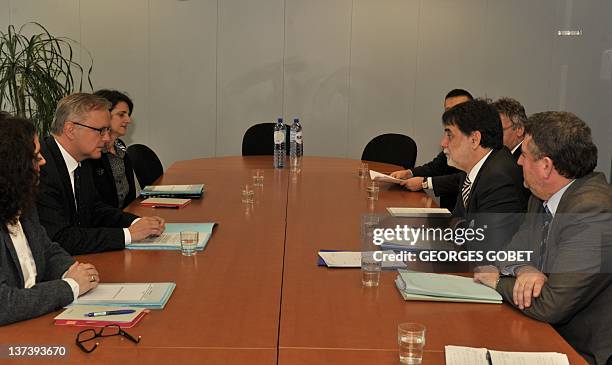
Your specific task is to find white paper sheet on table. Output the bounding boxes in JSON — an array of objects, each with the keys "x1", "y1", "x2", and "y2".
[{"x1": 369, "y1": 170, "x2": 404, "y2": 183}]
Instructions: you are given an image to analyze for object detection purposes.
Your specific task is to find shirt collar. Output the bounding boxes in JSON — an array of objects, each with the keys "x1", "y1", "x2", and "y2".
[
  {"x1": 544, "y1": 180, "x2": 576, "y2": 217},
  {"x1": 511, "y1": 139, "x2": 524, "y2": 154},
  {"x1": 54, "y1": 137, "x2": 80, "y2": 173},
  {"x1": 467, "y1": 149, "x2": 493, "y2": 183}
]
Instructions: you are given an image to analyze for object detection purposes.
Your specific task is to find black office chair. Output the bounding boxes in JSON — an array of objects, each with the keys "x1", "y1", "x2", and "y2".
[
  {"x1": 127, "y1": 144, "x2": 164, "y2": 187},
  {"x1": 361, "y1": 133, "x2": 418, "y2": 169},
  {"x1": 242, "y1": 122, "x2": 291, "y2": 156}
]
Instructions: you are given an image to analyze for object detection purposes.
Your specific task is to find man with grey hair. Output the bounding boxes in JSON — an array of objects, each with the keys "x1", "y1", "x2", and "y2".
[
  {"x1": 492, "y1": 97, "x2": 528, "y2": 160},
  {"x1": 474, "y1": 112, "x2": 612, "y2": 364},
  {"x1": 37, "y1": 93, "x2": 165, "y2": 255}
]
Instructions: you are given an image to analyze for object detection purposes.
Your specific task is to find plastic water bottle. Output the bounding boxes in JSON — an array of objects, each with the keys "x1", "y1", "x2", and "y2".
[
  {"x1": 273, "y1": 118, "x2": 285, "y2": 168},
  {"x1": 290, "y1": 118, "x2": 303, "y2": 158}
]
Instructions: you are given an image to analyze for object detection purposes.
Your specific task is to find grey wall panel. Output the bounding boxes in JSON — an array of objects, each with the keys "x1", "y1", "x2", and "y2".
[
  {"x1": 411, "y1": 0, "x2": 486, "y2": 166},
  {"x1": 216, "y1": 0, "x2": 284, "y2": 157},
  {"x1": 0, "y1": 1, "x2": 11, "y2": 33},
  {"x1": 348, "y1": 0, "x2": 419, "y2": 162},
  {"x1": 148, "y1": 0, "x2": 217, "y2": 168},
  {"x1": 480, "y1": 0, "x2": 557, "y2": 115},
  {"x1": 80, "y1": 0, "x2": 149, "y2": 147},
  {"x1": 284, "y1": 0, "x2": 352, "y2": 158}
]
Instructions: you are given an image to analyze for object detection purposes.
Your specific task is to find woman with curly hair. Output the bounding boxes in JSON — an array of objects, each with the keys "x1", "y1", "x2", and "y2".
[{"x1": 0, "y1": 115, "x2": 100, "y2": 325}]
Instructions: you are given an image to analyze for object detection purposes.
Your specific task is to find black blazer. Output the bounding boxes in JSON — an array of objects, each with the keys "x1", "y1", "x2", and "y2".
[
  {"x1": 498, "y1": 173, "x2": 612, "y2": 365},
  {"x1": 84, "y1": 139, "x2": 136, "y2": 209},
  {"x1": 0, "y1": 210, "x2": 75, "y2": 325},
  {"x1": 412, "y1": 151, "x2": 461, "y2": 210},
  {"x1": 36, "y1": 137, "x2": 138, "y2": 255},
  {"x1": 453, "y1": 148, "x2": 529, "y2": 251}
]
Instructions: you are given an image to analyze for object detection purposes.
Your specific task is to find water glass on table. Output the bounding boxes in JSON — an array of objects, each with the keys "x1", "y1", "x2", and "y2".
[
  {"x1": 361, "y1": 251, "x2": 381, "y2": 287},
  {"x1": 180, "y1": 231, "x2": 199, "y2": 256},
  {"x1": 398, "y1": 323, "x2": 426, "y2": 364},
  {"x1": 358, "y1": 162, "x2": 369, "y2": 179},
  {"x1": 366, "y1": 181, "x2": 379, "y2": 200},
  {"x1": 241, "y1": 184, "x2": 254, "y2": 203},
  {"x1": 252, "y1": 169, "x2": 264, "y2": 187}
]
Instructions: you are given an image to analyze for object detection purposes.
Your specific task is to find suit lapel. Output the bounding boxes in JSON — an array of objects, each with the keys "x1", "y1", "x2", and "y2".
[
  {"x1": 44, "y1": 137, "x2": 78, "y2": 216},
  {"x1": 465, "y1": 149, "x2": 497, "y2": 212},
  {"x1": 19, "y1": 216, "x2": 43, "y2": 283},
  {"x1": 1, "y1": 226, "x2": 25, "y2": 288}
]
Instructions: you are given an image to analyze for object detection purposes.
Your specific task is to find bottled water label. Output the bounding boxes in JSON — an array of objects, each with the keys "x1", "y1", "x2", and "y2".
[
  {"x1": 274, "y1": 131, "x2": 285, "y2": 143},
  {"x1": 296, "y1": 132, "x2": 303, "y2": 144}
]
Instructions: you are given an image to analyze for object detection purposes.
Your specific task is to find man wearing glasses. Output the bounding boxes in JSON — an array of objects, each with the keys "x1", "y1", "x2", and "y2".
[{"x1": 37, "y1": 93, "x2": 165, "y2": 255}]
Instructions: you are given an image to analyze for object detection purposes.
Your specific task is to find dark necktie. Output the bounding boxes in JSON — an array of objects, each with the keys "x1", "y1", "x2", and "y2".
[
  {"x1": 537, "y1": 205, "x2": 553, "y2": 271},
  {"x1": 461, "y1": 175, "x2": 472, "y2": 209},
  {"x1": 74, "y1": 165, "x2": 81, "y2": 225}
]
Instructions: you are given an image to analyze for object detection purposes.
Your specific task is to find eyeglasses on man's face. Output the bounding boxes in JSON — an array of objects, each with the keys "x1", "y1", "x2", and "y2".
[
  {"x1": 70, "y1": 121, "x2": 112, "y2": 136},
  {"x1": 75, "y1": 324, "x2": 141, "y2": 353}
]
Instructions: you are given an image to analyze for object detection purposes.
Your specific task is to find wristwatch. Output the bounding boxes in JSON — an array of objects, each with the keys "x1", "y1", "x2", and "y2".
[{"x1": 421, "y1": 178, "x2": 429, "y2": 190}]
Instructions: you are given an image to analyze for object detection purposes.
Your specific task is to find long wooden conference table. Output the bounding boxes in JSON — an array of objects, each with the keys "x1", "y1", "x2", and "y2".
[{"x1": 0, "y1": 157, "x2": 586, "y2": 364}]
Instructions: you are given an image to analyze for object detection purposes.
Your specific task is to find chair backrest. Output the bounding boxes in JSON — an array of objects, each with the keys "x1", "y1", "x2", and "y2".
[
  {"x1": 126, "y1": 144, "x2": 164, "y2": 187},
  {"x1": 242, "y1": 122, "x2": 291, "y2": 156},
  {"x1": 361, "y1": 133, "x2": 418, "y2": 169}
]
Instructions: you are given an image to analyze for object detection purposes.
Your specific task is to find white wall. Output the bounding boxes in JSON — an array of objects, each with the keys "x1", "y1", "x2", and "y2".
[{"x1": 1, "y1": 0, "x2": 610, "y2": 180}]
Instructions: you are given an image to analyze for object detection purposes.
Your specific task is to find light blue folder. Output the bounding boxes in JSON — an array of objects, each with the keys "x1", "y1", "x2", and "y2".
[
  {"x1": 72, "y1": 283, "x2": 176, "y2": 309},
  {"x1": 126, "y1": 223, "x2": 217, "y2": 250}
]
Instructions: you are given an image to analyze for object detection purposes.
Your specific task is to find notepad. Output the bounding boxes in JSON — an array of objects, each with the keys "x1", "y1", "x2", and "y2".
[
  {"x1": 387, "y1": 207, "x2": 452, "y2": 217},
  {"x1": 445, "y1": 345, "x2": 569, "y2": 365},
  {"x1": 140, "y1": 184, "x2": 204, "y2": 198},
  {"x1": 317, "y1": 250, "x2": 407, "y2": 269},
  {"x1": 395, "y1": 271, "x2": 502, "y2": 304},
  {"x1": 127, "y1": 222, "x2": 217, "y2": 250},
  {"x1": 369, "y1": 170, "x2": 404, "y2": 184},
  {"x1": 54, "y1": 305, "x2": 147, "y2": 328},
  {"x1": 73, "y1": 283, "x2": 176, "y2": 309},
  {"x1": 140, "y1": 197, "x2": 191, "y2": 208}
]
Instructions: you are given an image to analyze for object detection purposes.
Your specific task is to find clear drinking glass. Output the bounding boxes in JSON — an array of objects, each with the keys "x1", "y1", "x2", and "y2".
[
  {"x1": 358, "y1": 162, "x2": 369, "y2": 179},
  {"x1": 180, "y1": 231, "x2": 199, "y2": 256},
  {"x1": 252, "y1": 169, "x2": 264, "y2": 187},
  {"x1": 241, "y1": 184, "x2": 254, "y2": 203},
  {"x1": 398, "y1": 323, "x2": 426, "y2": 364}
]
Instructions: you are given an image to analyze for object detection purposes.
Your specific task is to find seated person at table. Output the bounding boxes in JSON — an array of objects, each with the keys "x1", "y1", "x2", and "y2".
[
  {"x1": 474, "y1": 112, "x2": 612, "y2": 365},
  {"x1": 441, "y1": 99, "x2": 528, "y2": 251},
  {"x1": 36, "y1": 93, "x2": 165, "y2": 255},
  {"x1": 390, "y1": 89, "x2": 472, "y2": 209},
  {"x1": 0, "y1": 116, "x2": 99, "y2": 326},
  {"x1": 84, "y1": 89, "x2": 136, "y2": 209}
]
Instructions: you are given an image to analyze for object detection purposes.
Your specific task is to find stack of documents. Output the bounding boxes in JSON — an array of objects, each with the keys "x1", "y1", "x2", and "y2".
[
  {"x1": 140, "y1": 184, "x2": 204, "y2": 198},
  {"x1": 387, "y1": 207, "x2": 452, "y2": 217},
  {"x1": 127, "y1": 223, "x2": 217, "y2": 250},
  {"x1": 369, "y1": 170, "x2": 404, "y2": 183},
  {"x1": 73, "y1": 283, "x2": 176, "y2": 309},
  {"x1": 140, "y1": 197, "x2": 191, "y2": 208},
  {"x1": 445, "y1": 345, "x2": 569, "y2": 365},
  {"x1": 395, "y1": 270, "x2": 502, "y2": 303},
  {"x1": 54, "y1": 305, "x2": 147, "y2": 328},
  {"x1": 317, "y1": 250, "x2": 407, "y2": 269}
]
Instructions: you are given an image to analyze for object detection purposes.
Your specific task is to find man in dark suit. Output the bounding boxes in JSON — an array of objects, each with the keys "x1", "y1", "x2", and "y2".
[
  {"x1": 0, "y1": 116, "x2": 99, "y2": 325},
  {"x1": 37, "y1": 93, "x2": 165, "y2": 255},
  {"x1": 391, "y1": 89, "x2": 473, "y2": 209},
  {"x1": 441, "y1": 99, "x2": 528, "y2": 253},
  {"x1": 492, "y1": 97, "x2": 527, "y2": 161},
  {"x1": 474, "y1": 112, "x2": 612, "y2": 365}
]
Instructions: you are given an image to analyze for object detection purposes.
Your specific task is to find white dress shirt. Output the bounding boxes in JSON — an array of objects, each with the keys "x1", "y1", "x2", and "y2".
[{"x1": 7, "y1": 220, "x2": 79, "y2": 301}]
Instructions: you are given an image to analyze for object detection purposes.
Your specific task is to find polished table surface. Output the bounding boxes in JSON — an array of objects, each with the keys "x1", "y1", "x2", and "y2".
[{"x1": 0, "y1": 157, "x2": 586, "y2": 364}]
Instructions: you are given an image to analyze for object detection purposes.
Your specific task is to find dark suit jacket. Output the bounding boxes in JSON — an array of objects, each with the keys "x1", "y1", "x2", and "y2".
[
  {"x1": 84, "y1": 139, "x2": 136, "y2": 209},
  {"x1": 498, "y1": 172, "x2": 612, "y2": 365},
  {"x1": 0, "y1": 210, "x2": 75, "y2": 325},
  {"x1": 412, "y1": 151, "x2": 461, "y2": 210},
  {"x1": 37, "y1": 137, "x2": 138, "y2": 255},
  {"x1": 512, "y1": 143, "x2": 522, "y2": 160},
  {"x1": 453, "y1": 148, "x2": 528, "y2": 252}
]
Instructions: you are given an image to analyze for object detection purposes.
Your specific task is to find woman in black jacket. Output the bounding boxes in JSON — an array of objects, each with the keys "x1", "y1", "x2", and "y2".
[{"x1": 87, "y1": 90, "x2": 136, "y2": 209}]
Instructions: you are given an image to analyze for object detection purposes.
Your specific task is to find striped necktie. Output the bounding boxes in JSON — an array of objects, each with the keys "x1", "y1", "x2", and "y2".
[
  {"x1": 537, "y1": 205, "x2": 553, "y2": 271},
  {"x1": 461, "y1": 175, "x2": 472, "y2": 209}
]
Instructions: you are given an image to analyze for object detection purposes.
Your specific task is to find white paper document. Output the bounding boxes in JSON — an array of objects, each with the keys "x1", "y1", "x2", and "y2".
[
  {"x1": 369, "y1": 170, "x2": 404, "y2": 184},
  {"x1": 132, "y1": 232, "x2": 209, "y2": 246},
  {"x1": 445, "y1": 345, "x2": 569, "y2": 365},
  {"x1": 387, "y1": 207, "x2": 452, "y2": 217},
  {"x1": 148, "y1": 184, "x2": 198, "y2": 192},
  {"x1": 318, "y1": 251, "x2": 407, "y2": 269},
  {"x1": 77, "y1": 284, "x2": 153, "y2": 302}
]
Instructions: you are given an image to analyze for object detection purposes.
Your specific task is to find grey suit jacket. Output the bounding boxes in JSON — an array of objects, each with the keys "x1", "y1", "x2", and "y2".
[
  {"x1": 497, "y1": 172, "x2": 612, "y2": 365},
  {"x1": 0, "y1": 210, "x2": 75, "y2": 326}
]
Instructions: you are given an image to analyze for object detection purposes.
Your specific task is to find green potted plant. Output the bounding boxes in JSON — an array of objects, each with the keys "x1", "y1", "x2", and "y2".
[{"x1": 0, "y1": 22, "x2": 93, "y2": 136}]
